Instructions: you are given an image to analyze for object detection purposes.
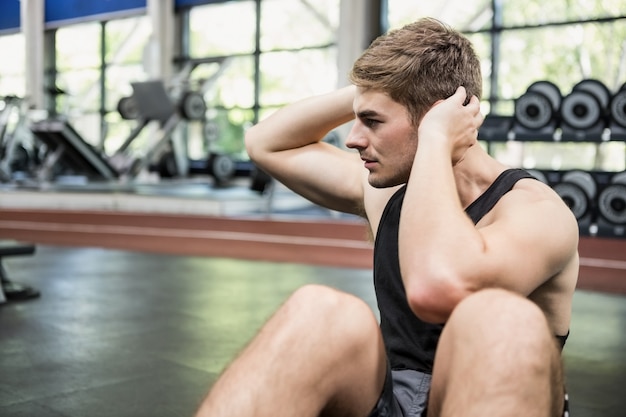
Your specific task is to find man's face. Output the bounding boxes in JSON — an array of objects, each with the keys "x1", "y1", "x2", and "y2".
[{"x1": 345, "y1": 88, "x2": 418, "y2": 188}]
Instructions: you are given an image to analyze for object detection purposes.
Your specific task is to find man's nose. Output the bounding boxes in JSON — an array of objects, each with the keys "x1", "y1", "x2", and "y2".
[{"x1": 345, "y1": 123, "x2": 367, "y2": 150}]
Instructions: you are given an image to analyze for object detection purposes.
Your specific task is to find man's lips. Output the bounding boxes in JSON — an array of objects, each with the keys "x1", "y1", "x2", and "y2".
[{"x1": 361, "y1": 158, "x2": 377, "y2": 169}]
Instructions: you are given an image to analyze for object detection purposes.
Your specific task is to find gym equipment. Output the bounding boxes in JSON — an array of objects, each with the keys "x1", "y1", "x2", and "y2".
[
  {"x1": 113, "y1": 58, "x2": 231, "y2": 181},
  {"x1": 0, "y1": 96, "x2": 37, "y2": 181},
  {"x1": 482, "y1": 77, "x2": 626, "y2": 240},
  {"x1": 31, "y1": 119, "x2": 120, "y2": 181},
  {"x1": 186, "y1": 157, "x2": 273, "y2": 193},
  {"x1": 206, "y1": 152, "x2": 236, "y2": 186},
  {"x1": 596, "y1": 171, "x2": 626, "y2": 238},
  {"x1": 172, "y1": 57, "x2": 264, "y2": 186},
  {"x1": 178, "y1": 91, "x2": 207, "y2": 121},
  {"x1": 117, "y1": 96, "x2": 139, "y2": 120},
  {"x1": 535, "y1": 169, "x2": 597, "y2": 236},
  {"x1": 249, "y1": 165, "x2": 273, "y2": 194},
  {"x1": 609, "y1": 83, "x2": 626, "y2": 140},
  {"x1": 478, "y1": 114, "x2": 513, "y2": 142},
  {"x1": 32, "y1": 53, "x2": 229, "y2": 184},
  {"x1": 560, "y1": 79, "x2": 610, "y2": 141},
  {"x1": 512, "y1": 80, "x2": 562, "y2": 141},
  {"x1": 573, "y1": 79, "x2": 612, "y2": 111},
  {"x1": 111, "y1": 79, "x2": 184, "y2": 178},
  {"x1": 553, "y1": 170, "x2": 596, "y2": 223},
  {"x1": 32, "y1": 78, "x2": 206, "y2": 182},
  {"x1": 0, "y1": 241, "x2": 39, "y2": 303},
  {"x1": 536, "y1": 169, "x2": 626, "y2": 238}
]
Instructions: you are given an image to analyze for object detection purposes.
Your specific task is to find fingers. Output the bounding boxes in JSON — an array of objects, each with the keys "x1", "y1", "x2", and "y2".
[
  {"x1": 449, "y1": 87, "x2": 480, "y2": 117},
  {"x1": 433, "y1": 86, "x2": 475, "y2": 110},
  {"x1": 473, "y1": 112, "x2": 481, "y2": 127},
  {"x1": 463, "y1": 92, "x2": 483, "y2": 128},
  {"x1": 451, "y1": 86, "x2": 467, "y2": 104},
  {"x1": 467, "y1": 94, "x2": 480, "y2": 107}
]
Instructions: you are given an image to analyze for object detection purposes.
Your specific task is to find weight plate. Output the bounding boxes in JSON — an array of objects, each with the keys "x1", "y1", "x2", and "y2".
[
  {"x1": 117, "y1": 96, "x2": 139, "y2": 120},
  {"x1": 208, "y1": 153, "x2": 235, "y2": 182},
  {"x1": 560, "y1": 90, "x2": 601, "y2": 129},
  {"x1": 611, "y1": 171, "x2": 626, "y2": 185},
  {"x1": 514, "y1": 91, "x2": 554, "y2": 130},
  {"x1": 527, "y1": 80, "x2": 562, "y2": 110},
  {"x1": 553, "y1": 182, "x2": 589, "y2": 219},
  {"x1": 609, "y1": 89, "x2": 626, "y2": 127},
  {"x1": 180, "y1": 91, "x2": 207, "y2": 121},
  {"x1": 156, "y1": 151, "x2": 178, "y2": 178},
  {"x1": 204, "y1": 121, "x2": 219, "y2": 143},
  {"x1": 573, "y1": 79, "x2": 611, "y2": 109},
  {"x1": 598, "y1": 184, "x2": 626, "y2": 224},
  {"x1": 561, "y1": 170, "x2": 597, "y2": 198}
]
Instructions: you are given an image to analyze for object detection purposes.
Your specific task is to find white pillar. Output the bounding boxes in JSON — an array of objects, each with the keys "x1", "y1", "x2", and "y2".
[
  {"x1": 21, "y1": 0, "x2": 45, "y2": 109},
  {"x1": 145, "y1": 0, "x2": 176, "y2": 83},
  {"x1": 336, "y1": 0, "x2": 383, "y2": 143},
  {"x1": 336, "y1": 0, "x2": 382, "y2": 88}
]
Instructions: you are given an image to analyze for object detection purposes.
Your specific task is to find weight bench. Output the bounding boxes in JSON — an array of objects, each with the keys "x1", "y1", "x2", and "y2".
[
  {"x1": 30, "y1": 119, "x2": 120, "y2": 181},
  {"x1": 0, "y1": 241, "x2": 39, "y2": 303}
]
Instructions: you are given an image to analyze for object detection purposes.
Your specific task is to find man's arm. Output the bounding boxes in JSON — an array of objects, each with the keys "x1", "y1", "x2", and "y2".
[
  {"x1": 245, "y1": 86, "x2": 366, "y2": 215},
  {"x1": 398, "y1": 88, "x2": 579, "y2": 323}
]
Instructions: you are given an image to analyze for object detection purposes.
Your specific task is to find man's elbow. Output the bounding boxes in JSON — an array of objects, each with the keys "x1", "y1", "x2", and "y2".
[
  {"x1": 405, "y1": 276, "x2": 465, "y2": 324},
  {"x1": 244, "y1": 126, "x2": 261, "y2": 162}
]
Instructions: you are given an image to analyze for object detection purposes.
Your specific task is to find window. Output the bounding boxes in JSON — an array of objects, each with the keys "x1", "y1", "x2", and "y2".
[
  {"x1": 501, "y1": 0, "x2": 626, "y2": 27},
  {"x1": 387, "y1": 0, "x2": 492, "y2": 32},
  {"x1": 55, "y1": 22, "x2": 103, "y2": 147},
  {"x1": 185, "y1": 0, "x2": 340, "y2": 161},
  {"x1": 189, "y1": 1, "x2": 257, "y2": 57},
  {"x1": 0, "y1": 33, "x2": 25, "y2": 97}
]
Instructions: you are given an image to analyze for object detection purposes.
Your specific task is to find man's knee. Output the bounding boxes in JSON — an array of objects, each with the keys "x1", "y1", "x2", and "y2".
[
  {"x1": 284, "y1": 284, "x2": 380, "y2": 345},
  {"x1": 444, "y1": 287, "x2": 558, "y2": 359},
  {"x1": 452, "y1": 288, "x2": 548, "y2": 330},
  {"x1": 441, "y1": 289, "x2": 565, "y2": 415},
  {"x1": 432, "y1": 289, "x2": 565, "y2": 417}
]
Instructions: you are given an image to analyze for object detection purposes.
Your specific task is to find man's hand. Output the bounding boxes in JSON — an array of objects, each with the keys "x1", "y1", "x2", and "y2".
[{"x1": 418, "y1": 86, "x2": 483, "y2": 165}]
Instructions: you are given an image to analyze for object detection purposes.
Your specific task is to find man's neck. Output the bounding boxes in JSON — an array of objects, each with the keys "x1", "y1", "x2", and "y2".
[{"x1": 453, "y1": 146, "x2": 509, "y2": 209}]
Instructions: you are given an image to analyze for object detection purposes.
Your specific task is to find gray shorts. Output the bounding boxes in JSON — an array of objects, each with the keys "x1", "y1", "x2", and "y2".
[
  {"x1": 368, "y1": 366, "x2": 432, "y2": 417},
  {"x1": 368, "y1": 365, "x2": 570, "y2": 417}
]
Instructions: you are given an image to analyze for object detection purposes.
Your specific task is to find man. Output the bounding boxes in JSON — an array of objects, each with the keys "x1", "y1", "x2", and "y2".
[{"x1": 195, "y1": 17, "x2": 579, "y2": 417}]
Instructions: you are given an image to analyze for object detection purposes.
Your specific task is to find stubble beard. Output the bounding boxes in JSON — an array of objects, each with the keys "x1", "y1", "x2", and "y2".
[{"x1": 367, "y1": 170, "x2": 407, "y2": 189}]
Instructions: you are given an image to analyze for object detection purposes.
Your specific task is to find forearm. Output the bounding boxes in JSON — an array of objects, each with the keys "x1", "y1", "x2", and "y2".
[
  {"x1": 399, "y1": 139, "x2": 483, "y2": 321},
  {"x1": 245, "y1": 86, "x2": 356, "y2": 160}
]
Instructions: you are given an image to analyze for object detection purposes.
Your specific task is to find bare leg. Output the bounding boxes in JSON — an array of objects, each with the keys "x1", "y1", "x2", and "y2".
[
  {"x1": 428, "y1": 288, "x2": 564, "y2": 417},
  {"x1": 194, "y1": 284, "x2": 388, "y2": 417}
]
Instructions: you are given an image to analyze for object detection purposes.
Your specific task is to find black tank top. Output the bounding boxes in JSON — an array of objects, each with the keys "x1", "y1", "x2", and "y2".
[{"x1": 373, "y1": 168, "x2": 537, "y2": 373}]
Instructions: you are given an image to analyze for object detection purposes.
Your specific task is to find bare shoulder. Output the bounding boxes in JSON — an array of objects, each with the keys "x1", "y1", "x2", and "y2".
[
  {"x1": 495, "y1": 176, "x2": 577, "y2": 224},
  {"x1": 491, "y1": 177, "x2": 579, "y2": 256},
  {"x1": 489, "y1": 177, "x2": 579, "y2": 333}
]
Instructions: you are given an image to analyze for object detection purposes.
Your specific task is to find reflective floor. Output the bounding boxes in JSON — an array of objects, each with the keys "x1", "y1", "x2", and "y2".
[{"x1": 0, "y1": 245, "x2": 624, "y2": 417}]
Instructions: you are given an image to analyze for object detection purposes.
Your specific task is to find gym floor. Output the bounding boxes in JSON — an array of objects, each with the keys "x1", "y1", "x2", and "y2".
[
  {"x1": 0, "y1": 183, "x2": 625, "y2": 417},
  {"x1": 0, "y1": 246, "x2": 624, "y2": 417}
]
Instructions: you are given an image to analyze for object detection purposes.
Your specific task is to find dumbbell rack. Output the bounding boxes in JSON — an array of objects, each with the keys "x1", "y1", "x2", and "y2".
[{"x1": 479, "y1": 79, "x2": 626, "y2": 239}]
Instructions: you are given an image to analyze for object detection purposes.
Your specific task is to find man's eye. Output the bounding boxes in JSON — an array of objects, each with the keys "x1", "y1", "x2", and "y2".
[{"x1": 364, "y1": 118, "x2": 379, "y2": 128}]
